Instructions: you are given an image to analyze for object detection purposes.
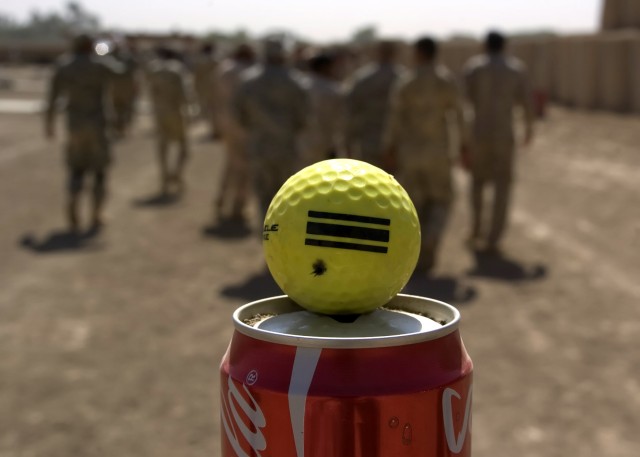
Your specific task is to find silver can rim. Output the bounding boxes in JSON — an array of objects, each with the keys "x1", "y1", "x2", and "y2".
[{"x1": 232, "y1": 294, "x2": 461, "y2": 349}]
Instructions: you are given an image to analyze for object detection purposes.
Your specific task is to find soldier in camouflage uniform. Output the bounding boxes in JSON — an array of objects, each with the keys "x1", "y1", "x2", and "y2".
[
  {"x1": 234, "y1": 37, "x2": 309, "y2": 225},
  {"x1": 192, "y1": 42, "x2": 219, "y2": 139},
  {"x1": 384, "y1": 37, "x2": 465, "y2": 272},
  {"x1": 213, "y1": 43, "x2": 256, "y2": 221},
  {"x1": 462, "y1": 31, "x2": 534, "y2": 253},
  {"x1": 345, "y1": 40, "x2": 406, "y2": 168},
  {"x1": 299, "y1": 52, "x2": 346, "y2": 169},
  {"x1": 109, "y1": 40, "x2": 139, "y2": 138},
  {"x1": 147, "y1": 47, "x2": 190, "y2": 196},
  {"x1": 45, "y1": 34, "x2": 122, "y2": 233}
]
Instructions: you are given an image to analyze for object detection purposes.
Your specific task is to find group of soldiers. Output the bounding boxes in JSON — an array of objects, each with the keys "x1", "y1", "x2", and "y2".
[{"x1": 45, "y1": 30, "x2": 533, "y2": 273}]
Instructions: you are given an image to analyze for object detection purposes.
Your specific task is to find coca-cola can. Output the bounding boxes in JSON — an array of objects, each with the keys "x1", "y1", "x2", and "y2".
[{"x1": 220, "y1": 294, "x2": 473, "y2": 457}]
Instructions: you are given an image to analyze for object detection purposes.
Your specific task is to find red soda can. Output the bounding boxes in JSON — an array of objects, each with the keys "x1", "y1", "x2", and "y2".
[{"x1": 220, "y1": 294, "x2": 473, "y2": 457}]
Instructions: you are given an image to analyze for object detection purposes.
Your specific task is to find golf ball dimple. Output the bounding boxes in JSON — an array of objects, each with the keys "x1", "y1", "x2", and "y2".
[{"x1": 263, "y1": 159, "x2": 421, "y2": 315}]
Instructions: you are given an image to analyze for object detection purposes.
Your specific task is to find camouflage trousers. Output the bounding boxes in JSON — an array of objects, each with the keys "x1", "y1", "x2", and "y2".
[
  {"x1": 112, "y1": 92, "x2": 136, "y2": 134},
  {"x1": 154, "y1": 113, "x2": 187, "y2": 142},
  {"x1": 396, "y1": 156, "x2": 453, "y2": 268},
  {"x1": 249, "y1": 147, "x2": 298, "y2": 226},
  {"x1": 196, "y1": 89, "x2": 218, "y2": 135},
  {"x1": 217, "y1": 129, "x2": 250, "y2": 216},
  {"x1": 469, "y1": 141, "x2": 515, "y2": 246},
  {"x1": 65, "y1": 126, "x2": 110, "y2": 171}
]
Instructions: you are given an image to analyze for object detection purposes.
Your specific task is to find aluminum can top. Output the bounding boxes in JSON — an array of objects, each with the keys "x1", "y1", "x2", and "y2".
[{"x1": 232, "y1": 294, "x2": 460, "y2": 349}]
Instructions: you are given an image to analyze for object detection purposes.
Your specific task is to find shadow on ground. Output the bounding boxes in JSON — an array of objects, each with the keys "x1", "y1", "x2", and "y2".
[
  {"x1": 403, "y1": 272, "x2": 478, "y2": 305},
  {"x1": 202, "y1": 217, "x2": 253, "y2": 239},
  {"x1": 132, "y1": 193, "x2": 181, "y2": 207},
  {"x1": 19, "y1": 227, "x2": 103, "y2": 253},
  {"x1": 468, "y1": 250, "x2": 548, "y2": 281},
  {"x1": 220, "y1": 269, "x2": 283, "y2": 302}
]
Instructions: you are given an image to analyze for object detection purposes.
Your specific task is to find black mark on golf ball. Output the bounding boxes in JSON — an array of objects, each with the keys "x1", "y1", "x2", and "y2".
[{"x1": 311, "y1": 260, "x2": 327, "y2": 276}]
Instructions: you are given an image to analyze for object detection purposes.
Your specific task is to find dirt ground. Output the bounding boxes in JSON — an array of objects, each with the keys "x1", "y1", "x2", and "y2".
[{"x1": 0, "y1": 67, "x2": 639, "y2": 457}]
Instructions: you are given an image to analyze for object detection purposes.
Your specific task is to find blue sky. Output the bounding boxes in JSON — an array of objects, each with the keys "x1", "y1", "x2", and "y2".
[{"x1": 3, "y1": 0, "x2": 603, "y2": 42}]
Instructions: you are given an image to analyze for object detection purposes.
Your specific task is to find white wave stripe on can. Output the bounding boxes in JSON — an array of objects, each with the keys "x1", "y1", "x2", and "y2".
[
  {"x1": 288, "y1": 347, "x2": 322, "y2": 457},
  {"x1": 221, "y1": 375, "x2": 267, "y2": 457},
  {"x1": 442, "y1": 385, "x2": 472, "y2": 454}
]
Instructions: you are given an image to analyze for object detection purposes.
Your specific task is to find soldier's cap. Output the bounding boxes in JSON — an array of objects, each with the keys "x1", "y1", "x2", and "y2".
[
  {"x1": 233, "y1": 43, "x2": 256, "y2": 61},
  {"x1": 414, "y1": 36, "x2": 438, "y2": 59},
  {"x1": 308, "y1": 53, "x2": 334, "y2": 74},
  {"x1": 486, "y1": 30, "x2": 506, "y2": 53},
  {"x1": 155, "y1": 45, "x2": 177, "y2": 60},
  {"x1": 201, "y1": 42, "x2": 215, "y2": 54}
]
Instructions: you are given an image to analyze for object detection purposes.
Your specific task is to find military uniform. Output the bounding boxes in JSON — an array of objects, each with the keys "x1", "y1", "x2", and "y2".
[
  {"x1": 46, "y1": 51, "x2": 121, "y2": 230},
  {"x1": 345, "y1": 62, "x2": 405, "y2": 167},
  {"x1": 234, "y1": 64, "x2": 309, "y2": 222},
  {"x1": 147, "y1": 58, "x2": 190, "y2": 194},
  {"x1": 110, "y1": 51, "x2": 139, "y2": 136},
  {"x1": 192, "y1": 53, "x2": 219, "y2": 136},
  {"x1": 385, "y1": 63, "x2": 465, "y2": 271},
  {"x1": 214, "y1": 58, "x2": 254, "y2": 219},
  {"x1": 299, "y1": 73, "x2": 346, "y2": 168},
  {"x1": 463, "y1": 53, "x2": 533, "y2": 249}
]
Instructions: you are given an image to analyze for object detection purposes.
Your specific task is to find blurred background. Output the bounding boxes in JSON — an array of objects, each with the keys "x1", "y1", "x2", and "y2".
[{"x1": 0, "y1": 1, "x2": 639, "y2": 456}]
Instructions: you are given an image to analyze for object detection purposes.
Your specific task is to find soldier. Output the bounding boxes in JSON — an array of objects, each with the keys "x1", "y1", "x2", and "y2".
[
  {"x1": 191, "y1": 42, "x2": 219, "y2": 139},
  {"x1": 213, "y1": 43, "x2": 256, "y2": 222},
  {"x1": 147, "y1": 46, "x2": 190, "y2": 196},
  {"x1": 345, "y1": 40, "x2": 406, "y2": 168},
  {"x1": 462, "y1": 31, "x2": 534, "y2": 253},
  {"x1": 298, "y1": 52, "x2": 346, "y2": 168},
  {"x1": 329, "y1": 45, "x2": 358, "y2": 83},
  {"x1": 45, "y1": 33, "x2": 122, "y2": 233},
  {"x1": 383, "y1": 37, "x2": 465, "y2": 273},
  {"x1": 109, "y1": 39, "x2": 139, "y2": 137},
  {"x1": 234, "y1": 36, "x2": 309, "y2": 225}
]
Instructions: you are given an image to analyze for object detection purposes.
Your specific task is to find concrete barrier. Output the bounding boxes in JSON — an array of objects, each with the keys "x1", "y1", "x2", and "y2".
[
  {"x1": 602, "y1": 0, "x2": 620, "y2": 30},
  {"x1": 571, "y1": 36, "x2": 600, "y2": 110},
  {"x1": 554, "y1": 37, "x2": 576, "y2": 105},
  {"x1": 438, "y1": 30, "x2": 640, "y2": 114},
  {"x1": 530, "y1": 38, "x2": 554, "y2": 94},
  {"x1": 441, "y1": 42, "x2": 479, "y2": 77},
  {"x1": 511, "y1": 40, "x2": 536, "y2": 71},
  {"x1": 616, "y1": 0, "x2": 640, "y2": 28},
  {"x1": 602, "y1": 0, "x2": 640, "y2": 30},
  {"x1": 597, "y1": 32, "x2": 638, "y2": 112},
  {"x1": 439, "y1": 43, "x2": 461, "y2": 76},
  {"x1": 631, "y1": 0, "x2": 640, "y2": 28}
]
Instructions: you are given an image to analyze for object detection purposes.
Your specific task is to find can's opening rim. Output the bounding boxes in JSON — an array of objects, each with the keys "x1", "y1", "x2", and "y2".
[{"x1": 232, "y1": 294, "x2": 461, "y2": 348}]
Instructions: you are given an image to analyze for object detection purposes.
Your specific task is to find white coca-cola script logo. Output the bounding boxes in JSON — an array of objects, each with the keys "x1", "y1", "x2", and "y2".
[
  {"x1": 221, "y1": 375, "x2": 267, "y2": 457},
  {"x1": 442, "y1": 386, "x2": 472, "y2": 454}
]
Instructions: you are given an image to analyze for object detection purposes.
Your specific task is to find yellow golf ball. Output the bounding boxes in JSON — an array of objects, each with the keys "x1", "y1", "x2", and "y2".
[{"x1": 263, "y1": 159, "x2": 421, "y2": 315}]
